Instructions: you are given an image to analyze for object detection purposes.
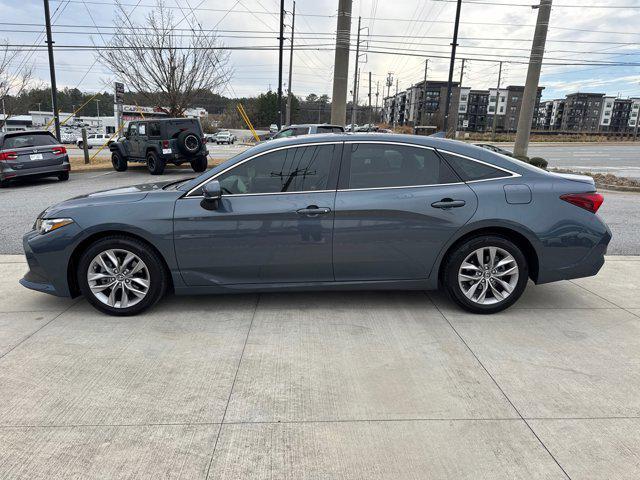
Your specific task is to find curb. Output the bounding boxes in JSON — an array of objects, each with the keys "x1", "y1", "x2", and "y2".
[{"x1": 598, "y1": 184, "x2": 640, "y2": 193}]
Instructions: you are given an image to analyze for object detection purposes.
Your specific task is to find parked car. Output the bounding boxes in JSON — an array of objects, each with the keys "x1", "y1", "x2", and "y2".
[
  {"x1": 271, "y1": 124, "x2": 344, "y2": 139},
  {"x1": 76, "y1": 133, "x2": 114, "y2": 149},
  {"x1": 108, "y1": 118, "x2": 208, "y2": 175},
  {"x1": 475, "y1": 143, "x2": 514, "y2": 157},
  {"x1": 0, "y1": 130, "x2": 70, "y2": 187},
  {"x1": 269, "y1": 124, "x2": 279, "y2": 133},
  {"x1": 21, "y1": 133, "x2": 610, "y2": 316},
  {"x1": 60, "y1": 131, "x2": 78, "y2": 144},
  {"x1": 215, "y1": 130, "x2": 236, "y2": 144}
]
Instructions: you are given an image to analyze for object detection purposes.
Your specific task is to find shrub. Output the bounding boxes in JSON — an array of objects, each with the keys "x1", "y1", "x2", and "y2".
[{"x1": 528, "y1": 157, "x2": 548, "y2": 170}]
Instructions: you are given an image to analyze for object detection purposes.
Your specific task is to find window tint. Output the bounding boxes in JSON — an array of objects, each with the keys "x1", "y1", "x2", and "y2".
[
  {"x1": 273, "y1": 128, "x2": 294, "y2": 139},
  {"x1": 3, "y1": 133, "x2": 58, "y2": 149},
  {"x1": 293, "y1": 127, "x2": 309, "y2": 136},
  {"x1": 347, "y1": 143, "x2": 459, "y2": 189},
  {"x1": 149, "y1": 123, "x2": 161, "y2": 137},
  {"x1": 217, "y1": 145, "x2": 335, "y2": 195},
  {"x1": 317, "y1": 126, "x2": 343, "y2": 133},
  {"x1": 440, "y1": 152, "x2": 510, "y2": 181}
]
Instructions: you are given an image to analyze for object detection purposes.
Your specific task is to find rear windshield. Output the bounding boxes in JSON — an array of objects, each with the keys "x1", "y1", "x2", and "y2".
[
  {"x1": 2, "y1": 133, "x2": 58, "y2": 149},
  {"x1": 317, "y1": 126, "x2": 344, "y2": 133},
  {"x1": 165, "y1": 120, "x2": 202, "y2": 138}
]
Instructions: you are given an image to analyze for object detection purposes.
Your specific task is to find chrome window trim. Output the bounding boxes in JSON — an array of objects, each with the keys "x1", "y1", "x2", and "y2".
[
  {"x1": 184, "y1": 141, "x2": 343, "y2": 198},
  {"x1": 337, "y1": 182, "x2": 465, "y2": 193},
  {"x1": 436, "y1": 148, "x2": 521, "y2": 182}
]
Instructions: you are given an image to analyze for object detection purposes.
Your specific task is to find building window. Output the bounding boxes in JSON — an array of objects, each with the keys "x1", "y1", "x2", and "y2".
[{"x1": 460, "y1": 95, "x2": 468, "y2": 101}]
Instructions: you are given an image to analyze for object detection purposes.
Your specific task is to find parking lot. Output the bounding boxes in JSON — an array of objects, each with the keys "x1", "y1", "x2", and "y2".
[{"x1": 0, "y1": 254, "x2": 638, "y2": 478}]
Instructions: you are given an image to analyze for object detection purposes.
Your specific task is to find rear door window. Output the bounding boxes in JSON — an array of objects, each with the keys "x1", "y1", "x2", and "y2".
[
  {"x1": 3, "y1": 133, "x2": 58, "y2": 149},
  {"x1": 148, "y1": 122, "x2": 161, "y2": 137},
  {"x1": 165, "y1": 121, "x2": 201, "y2": 138},
  {"x1": 439, "y1": 151, "x2": 511, "y2": 181},
  {"x1": 346, "y1": 143, "x2": 459, "y2": 189}
]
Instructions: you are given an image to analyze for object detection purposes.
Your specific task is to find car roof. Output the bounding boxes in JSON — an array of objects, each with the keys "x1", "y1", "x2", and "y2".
[{"x1": 287, "y1": 123, "x2": 343, "y2": 128}]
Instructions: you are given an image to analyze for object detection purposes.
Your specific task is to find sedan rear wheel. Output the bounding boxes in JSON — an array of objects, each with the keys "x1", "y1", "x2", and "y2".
[
  {"x1": 443, "y1": 235, "x2": 528, "y2": 314},
  {"x1": 77, "y1": 236, "x2": 168, "y2": 316}
]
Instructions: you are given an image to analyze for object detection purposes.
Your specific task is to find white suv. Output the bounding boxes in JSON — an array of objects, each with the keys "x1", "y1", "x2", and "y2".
[{"x1": 76, "y1": 133, "x2": 113, "y2": 149}]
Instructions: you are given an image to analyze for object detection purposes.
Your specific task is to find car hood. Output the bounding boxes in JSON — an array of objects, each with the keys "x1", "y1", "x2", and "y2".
[{"x1": 42, "y1": 181, "x2": 174, "y2": 217}]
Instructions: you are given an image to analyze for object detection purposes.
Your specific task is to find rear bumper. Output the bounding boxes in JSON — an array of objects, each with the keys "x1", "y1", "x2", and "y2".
[
  {"x1": 1, "y1": 159, "x2": 70, "y2": 181},
  {"x1": 536, "y1": 223, "x2": 612, "y2": 284}
]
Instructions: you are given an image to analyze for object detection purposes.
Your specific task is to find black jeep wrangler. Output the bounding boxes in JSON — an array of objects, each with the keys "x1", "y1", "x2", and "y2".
[{"x1": 109, "y1": 118, "x2": 208, "y2": 175}]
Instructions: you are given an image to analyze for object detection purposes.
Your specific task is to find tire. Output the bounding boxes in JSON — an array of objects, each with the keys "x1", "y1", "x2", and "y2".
[
  {"x1": 442, "y1": 235, "x2": 528, "y2": 314},
  {"x1": 77, "y1": 235, "x2": 168, "y2": 316},
  {"x1": 111, "y1": 152, "x2": 128, "y2": 172},
  {"x1": 58, "y1": 171, "x2": 69, "y2": 181},
  {"x1": 190, "y1": 155, "x2": 208, "y2": 173},
  {"x1": 146, "y1": 150, "x2": 165, "y2": 175},
  {"x1": 0, "y1": 179, "x2": 10, "y2": 188},
  {"x1": 177, "y1": 130, "x2": 202, "y2": 155}
]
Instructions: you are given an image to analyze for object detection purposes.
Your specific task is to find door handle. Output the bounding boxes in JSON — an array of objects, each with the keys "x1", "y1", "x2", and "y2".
[
  {"x1": 296, "y1": 205, "x2": 331, "y2": 216},
  {"x1": 431, "y1": 198, "x2": 466, "y2": 209}
]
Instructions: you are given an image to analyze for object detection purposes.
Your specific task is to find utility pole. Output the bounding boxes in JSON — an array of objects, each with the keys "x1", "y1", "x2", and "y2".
[
  {"x1": 368, "y1": 71, "x2": 372, "y2": 124},
  {"x1": 351, "y1": 16, "x2": 362, "y2": 126},
  {"x1": 375, "y1": 80, "x2": 380, "y2": 121},
  {"x1": 393, "y1": 78, "x2": 398, "y2": 128},
  {"x1": 330, "y1": 0, "x2": 352, "y2": 125},
  {"x1": 95, "y1": 99, "x2": 100, "y2": 119},
  {"x1": 491, "y1": 61, "x2": 503, "y2": 141},
  {"x1": 421, "y1": 59, "x2": 428, "y2": 126},
  {"x1": 443, "y1": 0, "x2": 462, "y2": 137},
  {"x1": 459, "y1": 58, "x2": 466, "y2": 85},
  {"x1": 514, "y1": 0, "x2": 552, "y2": 157},
  {"x1": 43, "y1": 0, "x2": 60, "y2": 140},
  {"x1": 285, "y1": 1, "x2": 295, "y2": 126},
  {"x1": 277, "y1": 0, "x2": 285, "y2": 129}
]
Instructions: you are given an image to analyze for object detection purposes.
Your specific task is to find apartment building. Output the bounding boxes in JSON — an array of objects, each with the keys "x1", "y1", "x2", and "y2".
[{"x1": 561, "y1": 93, "x2": 604, "y2": 132}]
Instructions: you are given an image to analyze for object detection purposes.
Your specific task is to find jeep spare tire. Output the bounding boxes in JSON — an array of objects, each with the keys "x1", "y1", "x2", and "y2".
[{"x1": 177, "y1": 130, "x2": 201, "y2": 155}]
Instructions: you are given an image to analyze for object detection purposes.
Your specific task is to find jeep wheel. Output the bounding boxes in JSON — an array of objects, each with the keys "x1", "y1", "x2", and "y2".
[
  {"x1": 147, "y1": 151, "x2": 165, "y2": 175},
  {"x1": 191, "y1": 155, "x2": 208, "y2": 173},
  {"x1": 111, "y1": 152, "x2": 128, "y2": 172}
]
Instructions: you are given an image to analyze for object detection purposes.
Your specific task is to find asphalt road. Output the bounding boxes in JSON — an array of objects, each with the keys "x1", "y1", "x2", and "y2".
[
  {"x1": 0, "y1": 163, "x2": 636, "y2": 255},
  {"x1": 499, "y1": 143, "x2": 640, "y2": 179}
]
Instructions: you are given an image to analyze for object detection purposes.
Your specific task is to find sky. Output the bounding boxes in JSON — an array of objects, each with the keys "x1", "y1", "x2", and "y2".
[{"x1": 2, "y1": 0, "x2": 640, "y2": 105}]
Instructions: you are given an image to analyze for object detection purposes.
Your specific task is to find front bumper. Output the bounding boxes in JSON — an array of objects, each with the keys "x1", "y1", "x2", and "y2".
[{"x1": 20, "y1": 225, "x2": 80, "y2": 298}]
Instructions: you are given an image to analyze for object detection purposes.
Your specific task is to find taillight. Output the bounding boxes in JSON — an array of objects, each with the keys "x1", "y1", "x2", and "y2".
[
  {"x1": 52, "y1": 146, "x2": 67, "y2": 155},
  {"x1": 0, "y1": 151, "x2": 18, "y2": 161},
  {"x1": 162, "y1": 140, "x2": 170, "y2": 148},
  {"x1": 560, "y1": 192, "x2": 604, "y2": 213}
]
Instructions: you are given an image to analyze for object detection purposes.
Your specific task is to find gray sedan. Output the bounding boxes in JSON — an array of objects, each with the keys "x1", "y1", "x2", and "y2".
[{"x1": 20, "y1": 133, "x2": 611, "y2": 316}]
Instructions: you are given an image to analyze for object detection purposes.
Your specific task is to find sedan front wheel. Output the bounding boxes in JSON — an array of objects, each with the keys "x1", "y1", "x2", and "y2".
[{"x1": 77, "y1": 236, "x2": 168, "y2": 316}]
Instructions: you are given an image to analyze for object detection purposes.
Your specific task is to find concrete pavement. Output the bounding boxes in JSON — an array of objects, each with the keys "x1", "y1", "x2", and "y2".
[{"x1": 0, "y1": 255, "x2": 639, "y2": 479}]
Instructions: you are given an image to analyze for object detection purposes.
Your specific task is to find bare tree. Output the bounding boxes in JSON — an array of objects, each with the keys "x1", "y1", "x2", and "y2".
[
  {"x1": 98, "y1": 0, "x2": 232, "y2": 117},
  {"x1": 0, "y1": 40, "x2": 33, "y2": 129}
]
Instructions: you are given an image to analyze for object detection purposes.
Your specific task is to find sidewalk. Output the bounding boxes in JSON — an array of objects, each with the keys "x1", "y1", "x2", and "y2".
[{"x1": 0, "y1": 255, "x2": 639, "y2": 479}]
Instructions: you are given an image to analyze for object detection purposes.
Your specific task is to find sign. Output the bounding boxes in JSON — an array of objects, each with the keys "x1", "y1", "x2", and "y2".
[
  {"x1": 114, "y1": 82, "x2": 124, "y2": 104},
  {"x1": 462, "y1": 119, "x2": 469, "y2": 128}
]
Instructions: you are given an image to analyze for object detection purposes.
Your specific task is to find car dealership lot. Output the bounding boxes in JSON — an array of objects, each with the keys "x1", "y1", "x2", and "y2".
[{"x1": 0, "y1": 254, "x2": 639, "y2": 478}]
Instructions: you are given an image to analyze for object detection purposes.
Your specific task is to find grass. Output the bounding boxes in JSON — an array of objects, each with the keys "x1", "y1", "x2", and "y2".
[{"x1": 69, "y1": 155, "x2": 225, "y2": 172}]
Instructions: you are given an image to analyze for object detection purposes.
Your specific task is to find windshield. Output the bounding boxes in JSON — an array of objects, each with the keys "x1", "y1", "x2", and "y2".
[{"x1": 3, "y1": 133, "x2": 58, "y2": 149}]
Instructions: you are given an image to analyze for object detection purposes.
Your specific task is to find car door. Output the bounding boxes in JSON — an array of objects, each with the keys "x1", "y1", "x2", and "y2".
[
  {"x1": 173, "y1": 142, "x2": 342, "y2": 286},
  {"x1": 333, "y1": 141, "x2": 478, "y2": 281},
  {"x1": 126, "y1": 123, "x2": 140, "y2": 158}
]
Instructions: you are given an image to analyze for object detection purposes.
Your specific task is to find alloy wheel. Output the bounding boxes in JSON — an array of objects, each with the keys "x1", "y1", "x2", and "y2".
[
  {"x1": 87, "y1": 249, "x2": 150, "y2": 308},
  {"x1": 458, "y1": 246, "x2": 519, "y2": 305}
]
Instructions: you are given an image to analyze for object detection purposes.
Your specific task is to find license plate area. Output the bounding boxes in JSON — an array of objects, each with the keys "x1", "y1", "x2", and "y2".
[
  {"x1": 30, "y1": 153, "x2": 44, "y2": 160},
  {"x1": 162, "y1": 148, "x2": 172, "y2": 154}
]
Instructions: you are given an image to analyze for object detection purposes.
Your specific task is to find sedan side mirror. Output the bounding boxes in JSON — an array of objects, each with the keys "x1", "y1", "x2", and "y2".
[{"x1": 201, "y1": 180, "x2": 222, "y2": 210}]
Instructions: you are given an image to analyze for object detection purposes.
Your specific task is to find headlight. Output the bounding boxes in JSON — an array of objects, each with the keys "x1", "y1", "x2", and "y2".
[{"x1": 36, "y1": 218, "x2": 74, "y2": 234}]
